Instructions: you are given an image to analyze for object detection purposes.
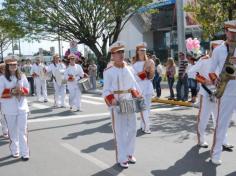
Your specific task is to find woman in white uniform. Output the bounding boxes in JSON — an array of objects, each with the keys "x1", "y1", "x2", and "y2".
[
  {"x1": 46, "y1": 54, "x2": 66, "y2": 107},
  {"x1": 0, "y1": 55, "x2": 30, "y2": 161},
  {"x1": 132, "y1": 42, "x2": 155, "y2": 134},
  {"x1": 64, "y1": 54, "x2": 84, "y2": 112}
]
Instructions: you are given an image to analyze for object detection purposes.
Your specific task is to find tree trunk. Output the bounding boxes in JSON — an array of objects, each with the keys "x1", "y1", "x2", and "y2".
[{"x1": 0, "y1": 43, "x2": 3, "y2": 62}]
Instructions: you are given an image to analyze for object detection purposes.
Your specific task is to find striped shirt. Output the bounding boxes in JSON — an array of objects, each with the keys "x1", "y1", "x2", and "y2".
[{"x1": 178, "y1": 59, "x2": 188, "y2": 77}]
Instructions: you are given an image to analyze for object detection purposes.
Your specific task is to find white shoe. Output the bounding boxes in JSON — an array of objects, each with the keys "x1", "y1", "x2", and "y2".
[
  {"x1": 211, "y1": 158, "x2": 222, "y2": 165},
  {"x1": 128, "y1": 155, "x2": 136, "y2": 164},
  {"x1": 119, "y1": 161, "x2": 129, "y2": 168},
  {"x1": 198, "y1": 142, "x2": 209, "y2": 148},
  {"x1": 143, "y1": 130, "x2": 151, "y2": 134},
  {"x1": 3, "y1": 133, "x2": 9, "y2": 139}
]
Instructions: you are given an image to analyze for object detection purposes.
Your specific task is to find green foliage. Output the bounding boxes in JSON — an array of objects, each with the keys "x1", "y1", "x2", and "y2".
[{"x1": 184, "y1": 0, "x2": 236, "y2": 39}]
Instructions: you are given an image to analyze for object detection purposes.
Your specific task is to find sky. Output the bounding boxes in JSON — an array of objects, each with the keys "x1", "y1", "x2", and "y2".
[{"x1": 4, "y1": 39, "x2": 85, "y2": 57}]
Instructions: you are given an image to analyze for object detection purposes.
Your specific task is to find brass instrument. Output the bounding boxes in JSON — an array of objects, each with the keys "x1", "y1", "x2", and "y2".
[{"x1": 214, "y1": 42, "x2": 236, "y2": 98}]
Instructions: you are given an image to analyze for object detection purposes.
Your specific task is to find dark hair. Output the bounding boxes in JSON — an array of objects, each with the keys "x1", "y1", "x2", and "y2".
[{"x1": 5, "y1": 64, "x2": 22, "y2": 81}]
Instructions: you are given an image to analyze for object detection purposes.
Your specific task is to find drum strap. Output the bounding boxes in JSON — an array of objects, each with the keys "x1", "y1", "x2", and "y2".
[{"x1": 113, "y1": 89, "x2": 131, "y2": 94}]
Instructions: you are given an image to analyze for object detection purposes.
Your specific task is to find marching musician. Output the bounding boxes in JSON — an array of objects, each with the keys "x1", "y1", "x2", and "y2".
[
  {"x1": 132, "y1": 42, "x2": 155, "y2": 134},
  {"x1": 46, "y1": 54, "x2": 66, "y2": 108},
  {"x1": 64, "y1": 54, "x2": 84, "y2": 112},
  {"x1": 210, "y1": 20, "x2": 236, "y2": 165},
  {"x1": 188, "y1": 40, "x2": 223, "y2": 148},
  {"x1": 0, "y1": 62, "x2": 9, "y2": 139},
  {"x1": 103, "y1": 41, "x2": 141, "y2": 168},
  {"x1": 0, "y1": 55, "x2": 30, "y2": 161},
  {"x1": 30, "y1": 56, "x2": 48, "y2": 102}
]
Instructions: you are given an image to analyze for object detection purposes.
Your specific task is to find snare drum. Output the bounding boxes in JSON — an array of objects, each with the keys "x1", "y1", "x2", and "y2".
[
  {"x1": 78, "y1": 78, "x2": 92, "y2": 92},
  {"x1": 117, "y1": 98, "x2": 146, "y2": 114}
]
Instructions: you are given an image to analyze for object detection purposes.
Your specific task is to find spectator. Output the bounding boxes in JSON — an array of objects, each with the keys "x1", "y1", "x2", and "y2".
[
  {"x1": 166, "y1": 58, "x2": 176, "y2": 100},
  {"x1": 186, "y1": 53, "x2": 199, "y2": 103},
  {"x1": 88, "y1": 60, "x2": 97, "y2": 89},
  {"x1": 153, "y1": 55, "x2": 163, "y2": 98},
  {"x1": 176, "y1": 52, "x2": 189, "y2": 101}
]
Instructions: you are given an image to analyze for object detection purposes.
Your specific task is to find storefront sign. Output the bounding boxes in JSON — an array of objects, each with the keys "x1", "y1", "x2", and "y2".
[{"x1": 138, "y1": 0, "x2": 176, "y2": 13}]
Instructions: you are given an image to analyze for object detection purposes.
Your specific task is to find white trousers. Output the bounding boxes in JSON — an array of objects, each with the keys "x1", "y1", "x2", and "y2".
[
  {"x1": 1, "y1": 115, "x2": 8, "y2": 135},
  {"x1": 197, "y1": 95, "x2": 217, "y2": 144},
  {"x1": 4, "y1": 113, "x2": 29, "y2": 157},
  {"x1": 68, "y1": 85, "x2": 81, "y2": 109},
  {"x1": 53, "y1": 81, "x2": 66, "y2": 106},
  {"x1": 140, "y1": 94, "x2": 152, "y2": 131},
  {"x1": 211, "y1": 95, "x2": 236, "y2": 161},
  {"x1": 111, "y1": 107, "x2": 136, "y2": 163},
  {"x1": 34, "y1": 77, "x2": 47, "y2": 100}
]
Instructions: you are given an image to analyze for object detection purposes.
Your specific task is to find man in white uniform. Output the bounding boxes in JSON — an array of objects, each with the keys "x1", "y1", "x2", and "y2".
[
  {"x1": 31, "y1": 57, "x2": 48, "y2": 102},
  {"x1": 103, "y1": 41, "x2": 141, "y2": 168},
  {"x1": 46, "y1": 54, "x2": 66, "y2": 107},
  {"x1": 64, "y1": 54, "x2": 84, "y2": 111},
  {"x1": 210, "y1": 20, "x2": 236, "y2": 165}
]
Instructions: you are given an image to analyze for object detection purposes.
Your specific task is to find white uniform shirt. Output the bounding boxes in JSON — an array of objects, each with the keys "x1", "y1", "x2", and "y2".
[
  {"x1": 132, "y1": 61, "x2": 154, "y2": 96},
  {"x1": 156, "y1": 65, "x2": 163, "y2": 76},
  {"x1": 0, "y1": 74, "x2": 29, "y2": 115},
  {"x1": 210, "y1": 42, "x2": 236, "y2": 96},
  {"x1": 64, "y1": 64, "x2": 84, "y2": 86},
  {"x1": 30, "y1": 63, "x2": 46, "y2": 80},
  {"x1": 188, "y1": 57, "x2": 219, "y2": 96},
  {"x1": 47, "y1": 63, "x2": 66, "y2": 76},
  {"x1": 103, "y1": 65, "x2": 140, "y2": 101}
]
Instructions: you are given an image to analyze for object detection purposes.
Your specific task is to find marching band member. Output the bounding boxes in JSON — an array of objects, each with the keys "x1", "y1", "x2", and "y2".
[
  {"x1": 132, "y1": 42, "x2": 155, "y2": 134},
  {"x1": 46, "y1": 54, "x2": 66, "y2": 107},
  {"x1": 188, "y1": 40, "x2": 223, "y2": 148},
  {"x1": 210, "y1": 20, "x2": 236, "y2": 165},
  {"x1": 0, "y1": 55, "x2": 30, "y2": 161},
  {"x1": 103, "y1": 41, "x2": 141, "y2": 168},
  {"x1": 0, "y1": 63, "x2": 8, "y2": 139},
  {"x1": 30, "y1": 57, "x2": 48, "y2": 102},
  {"x1": 64, "y1": 54, "x2": 84, "y2": 112}
]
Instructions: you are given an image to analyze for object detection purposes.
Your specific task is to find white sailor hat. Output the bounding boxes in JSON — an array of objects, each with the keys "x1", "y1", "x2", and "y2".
[
  {"x1": 109, "y1": 41, "x2": 125, "y2": 53},
  {"x1": 4, "y1": 55, "x2": 19, "y2": 65},
  {"x1": 136, "y1": 42, "x2": 147, "y2": 51},
  {"x1": 224, "y1": 20, "x2": 236, "y2": 33},
  {"x1": 210, "y1": 40, "x2": 224, "y2": 48}
]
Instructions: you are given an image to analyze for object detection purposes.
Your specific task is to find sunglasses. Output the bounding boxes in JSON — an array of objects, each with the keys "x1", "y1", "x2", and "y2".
[{"x1": 112, "y1": 50, "x2": 124, "y2": 54}]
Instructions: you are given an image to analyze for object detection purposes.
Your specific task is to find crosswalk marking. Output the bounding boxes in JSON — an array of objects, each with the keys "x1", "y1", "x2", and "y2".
[
  {"x1": 82, "y1": 95, "x2": 104, "y2": 101},
  {"x1": 61, "y1": 143, "x2": 127, "y2": 176}
]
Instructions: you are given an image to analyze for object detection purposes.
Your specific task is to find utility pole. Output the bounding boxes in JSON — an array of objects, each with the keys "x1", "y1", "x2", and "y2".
[{"x1": 176, "y1": 0, "x2": 186, "y2": 55}]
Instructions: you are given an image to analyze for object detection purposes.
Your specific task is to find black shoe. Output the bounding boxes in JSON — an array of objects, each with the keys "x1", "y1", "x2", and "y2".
[
  {"x1": 44, "y1": 99, "x2": 48, "y2": 103},
  {"x1": 21, "y1": 156, "x2": 29, "y2": 161},
  {"x1": 222, "y1": 145, "x2": 233, "y2": 152}
]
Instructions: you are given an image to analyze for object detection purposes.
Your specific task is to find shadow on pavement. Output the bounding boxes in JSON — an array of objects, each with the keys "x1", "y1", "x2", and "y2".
[
  {"x1": 90, "y1": 163, "x2": 125, "y2": 176},
  {"x1": 62, "y1": 122, "x2": 112, "y2": 140},
  {"x1": 149, "y1": 113, "x2": 214, "y2": 142},
  {"x1": 29, "y1": 117, "x2": 110, "y2": 133},
  {"x1": 151, "y1": 146, "x2": 217, "y2": 176},
  {"x1": 0, "y1": 156, "x2": 21, "y2": 167},
  {"x1": 81, "y1": 139, "x2": 114, "y2": 153},
  {"x1": 0, "y1": 138, "x2": 9, "y2": 147}
]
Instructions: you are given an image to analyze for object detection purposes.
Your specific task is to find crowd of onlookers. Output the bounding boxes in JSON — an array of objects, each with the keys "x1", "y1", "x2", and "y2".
[{"x1": 149, "y1": 51, "x2": 200, "y2": 103}]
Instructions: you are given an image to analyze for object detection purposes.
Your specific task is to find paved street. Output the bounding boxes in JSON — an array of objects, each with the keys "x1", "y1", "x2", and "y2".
[{"x1": 0, "y1": 89, "x2": 236, "y2": 176}]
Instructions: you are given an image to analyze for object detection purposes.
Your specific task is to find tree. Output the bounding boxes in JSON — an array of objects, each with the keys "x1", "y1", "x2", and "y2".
[
  {"x1": 0, "y1": 29, "x2": 12, "y2": 61},
  {"x1": 185, "y1": 0, "x2": 236, "y2": 39},
  {"x1": 0, "y1": 0, "x2": 152, "y2": 72}
]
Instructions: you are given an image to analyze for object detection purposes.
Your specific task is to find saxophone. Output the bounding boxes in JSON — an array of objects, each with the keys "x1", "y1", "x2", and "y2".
[{"x1": 214, "y1": 42, "x2": 236, "y2": 98}]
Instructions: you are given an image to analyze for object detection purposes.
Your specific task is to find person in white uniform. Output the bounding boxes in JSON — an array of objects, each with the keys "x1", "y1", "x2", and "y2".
[
  {"x1": 132, "y1": 42, "x2": 155, "y2": 134},
  {"x1": 103, "y1": 41, "x2": 141, "y2": 168},
  {"x1": 64, "y1": 54, "x2": 84, "y2": 112},
  {"x1": 210, "y1": 20, "x2": 236, "y2": 165},
  {"x1": 0, "y1": 55, "x2": 30, "y2": 161},
  {"x1": 31, "y1": 57, "x2": 48, "y2": 102},
  {"x1": 46, "y1": 54, "x2": 66, "y2": 107},
  {"x1": 188, "y1": 40, "x2": 223, "y2": 148},
  {"x1": 0, "y1": 63, "x2": 9, "y2": 139}
]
